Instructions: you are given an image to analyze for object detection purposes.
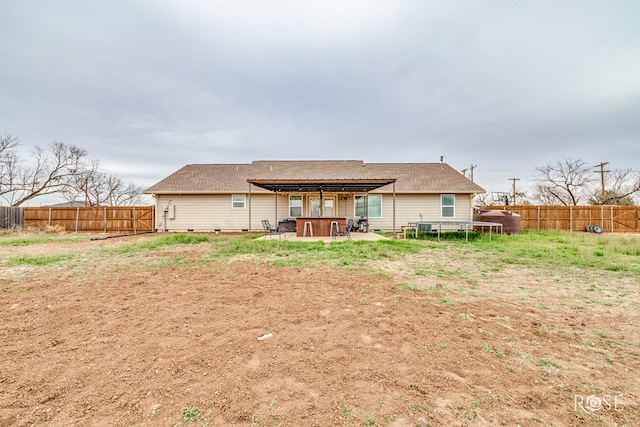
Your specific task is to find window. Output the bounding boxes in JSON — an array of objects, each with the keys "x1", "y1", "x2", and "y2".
[
  {"x1": 354, "y1": 194, "x2": 382, "y2": 218},
  {"x1": 441, "y1": 194, "x2": 455, "y2": 217},
  {"x1": 289, "y1": 195, "x2": 302, "y2": 217},
  {"x1": 232, "y1": 194, "x2": 246, "y2": 209}
]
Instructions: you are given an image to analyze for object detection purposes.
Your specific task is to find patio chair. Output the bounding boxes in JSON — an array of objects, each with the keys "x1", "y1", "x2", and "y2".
[
  {"x1": 332, "y1": 218, "x2": 354, "y2": 240},
  {"x1": 261, "y1": 219, "x2": 285, "y2": 240}
]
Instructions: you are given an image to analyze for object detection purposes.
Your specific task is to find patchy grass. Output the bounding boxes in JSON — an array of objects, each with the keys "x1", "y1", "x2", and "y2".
[
  {"x1": 204, "y1": 235, "x2": 421, "y2": 268},
  {"x1": 102, "y1": 233, "x2": 211, "y2": 255},
  {"x1": 5, "y1": 254, "x2": 73, "y2": 266},
  {"x1": 0, "y1": 235, "x2": 86, "y2": 246},
  {"x1": 470, "y1": 230, "x2": 640, "y2": 274}
]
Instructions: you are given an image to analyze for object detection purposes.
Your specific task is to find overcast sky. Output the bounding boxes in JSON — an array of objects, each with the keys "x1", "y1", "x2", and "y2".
[{"x1": 2, "y1": 0, "x2": 639, "y2": 205}]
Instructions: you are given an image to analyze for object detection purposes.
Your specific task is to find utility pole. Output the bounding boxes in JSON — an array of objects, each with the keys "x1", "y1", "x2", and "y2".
[
  {"x1": 508, "y1": 177, "x2": 520, "y2": 205},
  {"x1": 469, "y1": 164, "x2": 477, "y2": 182},
  {"x1": 594, "y1": 162, "x2": 609, "y2": 204}
]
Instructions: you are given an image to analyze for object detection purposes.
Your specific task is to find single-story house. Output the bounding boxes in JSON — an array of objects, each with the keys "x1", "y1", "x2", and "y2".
[{"x1": 144, "y1": 160, "x2": 485, "y2": 234}]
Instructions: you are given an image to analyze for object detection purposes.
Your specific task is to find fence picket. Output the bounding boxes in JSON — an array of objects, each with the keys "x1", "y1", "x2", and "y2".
[
  {"x1": 0, "y1": 206, "x2": 24, "y2": 229},
  {"x1": 14, "y1": 206, "x2": 156, "y2": 233},
  {"x1": 486, "y1": 205, "x2": 640, "y2": 233}
]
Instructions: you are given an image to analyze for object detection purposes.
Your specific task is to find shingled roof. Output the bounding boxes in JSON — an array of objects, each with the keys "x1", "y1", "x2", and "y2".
[{"x1": 144, "y1": 160, "x2": 485, "y2": 194}]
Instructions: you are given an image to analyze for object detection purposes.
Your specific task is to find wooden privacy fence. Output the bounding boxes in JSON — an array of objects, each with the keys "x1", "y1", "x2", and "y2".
[
  {"x1": 23, "y1": 206, "x2": 155, "y2": 233},
  {"x1": 486, "y1": 205, "x2": 640, "y2": 233},
  {"x1": 1, "y1": 206, "x2": 24, "y2": 229}
]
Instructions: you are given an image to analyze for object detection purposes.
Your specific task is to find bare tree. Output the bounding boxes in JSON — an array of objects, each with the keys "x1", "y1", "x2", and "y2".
[
  {"x1": 106, "y1": 179, "x2": 145, "y2": 206},
  {"x1": 588, "y1": 168, "x2": 640, "y2": 205},
  {"x1": 473, "y1": 192, "x2": 489, "y2": 207},
  {"x1": 532, "y1": 158, "x2": 595, "y2": 206},
  {"x1": 2, "y1": 136, "x2": 88, "y2": 206},
  {"x1": 2, "y1": 134, "x2": 147, "y2": 206},
  {"x1": 7, "y1": 142, "x2": 87, "y2": 206},
  {"x1": 62, "y1": 159, "x2": 145, "y2": 206},
  {"x1": 0, "y1": 133, "x2": 19, "y2": 162},
  {"x1": 0, "y1": 134, "x2": 21, "y2": 199}
]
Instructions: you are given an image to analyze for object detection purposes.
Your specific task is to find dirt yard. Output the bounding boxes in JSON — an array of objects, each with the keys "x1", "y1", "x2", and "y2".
[{"x1": 0, "y1": 233, "x2": 638, "y2": 426}]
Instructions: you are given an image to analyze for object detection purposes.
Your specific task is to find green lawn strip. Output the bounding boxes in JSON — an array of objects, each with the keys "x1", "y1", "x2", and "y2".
[
  {"x1": 203, "y1": 235, "x2": 422, "y2": 269},
  {"x1": 101, "y1": 233, "x2": 212, "y2": 255},
  {"x1": 0, "y1": 234, "x2": 88, "y2": 246},
  {"x1": 5, "y1": 254, "x2": 74, "y2": 266}
]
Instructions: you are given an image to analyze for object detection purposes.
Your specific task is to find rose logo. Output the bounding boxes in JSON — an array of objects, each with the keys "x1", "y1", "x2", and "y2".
[{"x1": 585, "y1": 395, "x2": 602, "y2": 411}]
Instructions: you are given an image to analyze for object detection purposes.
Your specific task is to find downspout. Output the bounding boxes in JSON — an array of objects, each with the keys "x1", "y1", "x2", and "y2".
[
  {"x1": 393, "y1": 181, "x2": 396, "y2": 239},
  {"x1": 248, "y1": 182, "x2": 252, "y2": 233}
]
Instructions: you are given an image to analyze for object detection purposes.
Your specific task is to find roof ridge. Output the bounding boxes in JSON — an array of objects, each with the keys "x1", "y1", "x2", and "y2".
[{"x1": 145, "y1": 161, "x2": 486, "y2": 194}]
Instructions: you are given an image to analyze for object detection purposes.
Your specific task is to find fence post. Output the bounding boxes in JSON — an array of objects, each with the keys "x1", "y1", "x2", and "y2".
[
  {"x1": 569, "y1": 206, "x2": 573, "y2": 232},
  {"x1": 48, "y1": 207, "x2": 52, "y2": 226},
  {"x1": 133, "y1": 206, "x2": 137, "y2": 234},
  {"x1": 104, "y1": 207, "x2": 108, "y2": 233},
  {"x1": 600, "y1": 206, "x2": 604, "y2": 230},
  {"x1": 75, "y1": 207, "x2": 80, "y2": 232}
]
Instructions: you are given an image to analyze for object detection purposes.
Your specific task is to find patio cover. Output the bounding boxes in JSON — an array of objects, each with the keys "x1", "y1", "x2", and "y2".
[{"x1": 246, "y1": 178, "x2": 398, "y2": 235}]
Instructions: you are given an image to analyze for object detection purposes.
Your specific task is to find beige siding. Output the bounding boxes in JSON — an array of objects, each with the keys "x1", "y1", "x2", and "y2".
[
  {"x1": 155, "y1": 192, "x2": 475, "y2": 233},
  {"x1": 366, "y1": 193, "x2": 475, "y2": 231},
  {"x1": 155, "y1": 194, "x2": 289, "y2": 232},
  {"x1": 334, "y1": 195, "x2": 354, "y2": 218}
]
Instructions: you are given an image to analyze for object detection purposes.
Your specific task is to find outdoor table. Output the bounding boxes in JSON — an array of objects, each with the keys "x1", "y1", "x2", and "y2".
[{"x1": 406, "y1": 220, "x2": 503, "y2": 241}]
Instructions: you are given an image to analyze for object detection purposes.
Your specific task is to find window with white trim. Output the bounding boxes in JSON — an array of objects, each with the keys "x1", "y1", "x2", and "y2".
[
  {"x1": 231, "y1": 194, "x2": 246, "y2": 209},
  {"x1": 441, "y1": 194, "x2": 455, "y2": 217},
  {"x1": 354, "y1": 194, "x2": 382, "y2": 218},
  {"x1": 289, "y1": 195, "x2": 302, "y2": 217}
]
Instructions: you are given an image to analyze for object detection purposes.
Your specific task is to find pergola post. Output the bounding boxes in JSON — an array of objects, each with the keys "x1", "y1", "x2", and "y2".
[{"x1": 274, "y1": 191, "x2": 278, "y2": 226}]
